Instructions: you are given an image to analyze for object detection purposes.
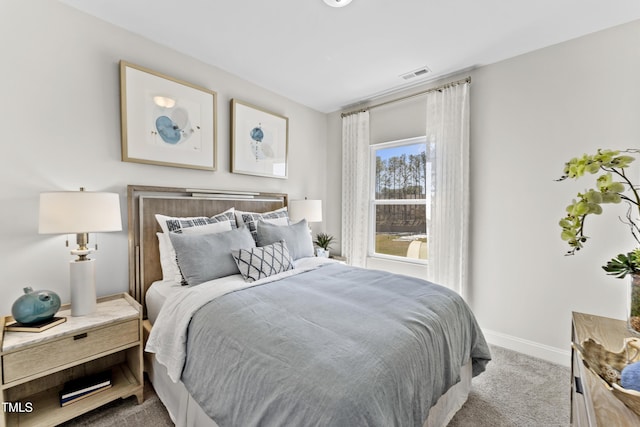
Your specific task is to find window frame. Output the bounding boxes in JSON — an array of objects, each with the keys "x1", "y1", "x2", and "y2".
[{"x1": 368, "y1": 136, "x2": 430, "y2": 265}]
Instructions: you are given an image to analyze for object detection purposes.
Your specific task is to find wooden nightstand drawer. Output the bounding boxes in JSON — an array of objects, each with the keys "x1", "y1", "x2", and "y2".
[{"x1": 3, "y1": 318, "x2": 138, "y2": 384}]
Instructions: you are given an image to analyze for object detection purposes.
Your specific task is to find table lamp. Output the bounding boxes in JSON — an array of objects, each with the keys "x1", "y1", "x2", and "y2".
[
  {"x1": 39, "y1": 188, "x2": 122, "y2": 316},
  {"x1": 288, "y1": 199, "x2": 322, "y2": 223}
]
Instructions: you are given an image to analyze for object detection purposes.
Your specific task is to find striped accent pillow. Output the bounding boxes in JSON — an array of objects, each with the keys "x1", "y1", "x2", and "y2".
[
  {"x1": 240, "y1": 210, "x2": 289, "y2": 242},
  {"x1": 156, "y1": 208, "x2": 237, "y2": 234}
]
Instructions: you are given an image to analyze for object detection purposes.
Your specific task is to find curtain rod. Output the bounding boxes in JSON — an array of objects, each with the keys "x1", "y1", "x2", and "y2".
[{"x1": 340, "y1": 76, "x2": 471, "y2": 118}]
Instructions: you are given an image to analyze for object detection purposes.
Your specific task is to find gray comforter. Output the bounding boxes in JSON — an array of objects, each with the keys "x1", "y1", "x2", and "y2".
[{"x1": 181, "y1": 263, "x2": 490, "y2": 427}]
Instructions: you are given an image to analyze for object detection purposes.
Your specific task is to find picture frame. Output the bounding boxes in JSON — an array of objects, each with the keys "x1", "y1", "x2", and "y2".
[
  {"x1": 120, "y1": 61, "x2": 217, "y2": 171},
  {"x1": 231, "y1": 99, "x2": 288, "y2": 179}
]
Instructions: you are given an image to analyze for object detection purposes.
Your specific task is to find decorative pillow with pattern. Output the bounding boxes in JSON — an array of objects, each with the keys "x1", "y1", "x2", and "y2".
[
  {"x1": 234, "y1": 207, "x2": 287, "y2": 229},
  {"x1": 156, "y1": 208, "x2": 237, "y2": 234},
  {"x1": 239, "y1": 208, "x2": 289, "y2": 241},
  {"x1": 231, "y1": 240, "x2": 294, "y2": 283}
]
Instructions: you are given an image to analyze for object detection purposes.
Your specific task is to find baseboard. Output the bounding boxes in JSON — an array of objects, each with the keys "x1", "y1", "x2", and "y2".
[{"x1": 482, "y1": 329, "x2": 571, "y2": 367}]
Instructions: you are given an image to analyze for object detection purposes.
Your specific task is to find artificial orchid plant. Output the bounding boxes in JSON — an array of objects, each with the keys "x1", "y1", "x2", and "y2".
[{"x1": 557, "y1": 149, "x2": 640, "y2": 278}]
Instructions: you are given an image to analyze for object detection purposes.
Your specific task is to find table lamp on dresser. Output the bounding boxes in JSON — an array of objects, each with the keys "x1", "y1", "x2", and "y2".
[{"x1": 38, "y1": 187, "x2": 122, "y2": 316}]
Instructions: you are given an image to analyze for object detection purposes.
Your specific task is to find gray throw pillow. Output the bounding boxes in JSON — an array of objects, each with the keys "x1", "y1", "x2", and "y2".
[
  {"x1": 169, "y1": 227, "x2": 255, "y2": 286},
  {"x1": 256, "y1": 219, "x2": 314, "y2": 260}
]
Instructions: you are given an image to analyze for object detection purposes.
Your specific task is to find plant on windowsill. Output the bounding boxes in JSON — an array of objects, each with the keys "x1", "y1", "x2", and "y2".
[
  {"x1": 557, "y1": 149, "x2": 640, "y2": 333},
  {"x1": 313, "y1": 233, "x2": 335, "y2": 258}
]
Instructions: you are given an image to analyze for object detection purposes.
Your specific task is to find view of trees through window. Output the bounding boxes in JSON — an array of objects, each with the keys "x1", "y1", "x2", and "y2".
[{"x1": 372, "y1": 139, "x2": 429, "y2": 261}]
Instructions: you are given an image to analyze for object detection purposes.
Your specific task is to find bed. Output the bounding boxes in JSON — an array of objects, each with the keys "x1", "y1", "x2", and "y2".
[{"x1": 127, "y1": 185, "x2": 491, "y2": 427}]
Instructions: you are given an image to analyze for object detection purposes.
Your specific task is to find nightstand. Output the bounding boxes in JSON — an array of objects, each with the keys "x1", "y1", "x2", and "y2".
[{"x1": 0, "y1": 293, "x2": 143, "y2": 427}]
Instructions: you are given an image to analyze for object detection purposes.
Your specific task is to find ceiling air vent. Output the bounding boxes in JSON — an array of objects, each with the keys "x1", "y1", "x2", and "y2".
[{"x1": 400, "y1": 66, "x2": 431, "y2": 80}]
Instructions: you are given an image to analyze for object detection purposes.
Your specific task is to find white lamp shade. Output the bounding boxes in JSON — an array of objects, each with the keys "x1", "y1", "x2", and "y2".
[
  {"x1": 288, "y1": 199, "x2": 322, "y2": 223},
  {"x1": 39, "y1": 191, "x2": 122, "y2": 234}
]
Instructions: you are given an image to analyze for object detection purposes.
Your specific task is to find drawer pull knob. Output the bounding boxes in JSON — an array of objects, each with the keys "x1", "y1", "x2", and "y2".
[
  {"x1": 574, "y1": 376, "x2": 583, "y2": 395},
  {"x1": 73, "y1": 333, "x2": 88, "y2": 340}
]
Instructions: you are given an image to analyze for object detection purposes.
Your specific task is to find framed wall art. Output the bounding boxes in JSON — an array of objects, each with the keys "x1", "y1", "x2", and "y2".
[
  {"x1": 231, "y1": 99, "x2": 288, "y2": 179},
  {"x1": 120, "y1": 61, "x2": 217, "y2": 171}
]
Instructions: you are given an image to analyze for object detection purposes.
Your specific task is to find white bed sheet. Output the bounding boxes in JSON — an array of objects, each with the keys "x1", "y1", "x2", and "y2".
[{"x1": 146, "y1": 280, "x2": 182, "y2": 325}]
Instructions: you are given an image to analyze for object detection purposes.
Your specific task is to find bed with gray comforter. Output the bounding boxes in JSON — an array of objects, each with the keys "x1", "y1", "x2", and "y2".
[{"x1": 180, "y1": 263, "x2": 490, "y2": 427}]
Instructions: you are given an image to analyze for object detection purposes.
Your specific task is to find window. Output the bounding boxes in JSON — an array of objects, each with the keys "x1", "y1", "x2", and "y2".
[{"x1": 370, "y1": 136, "x2": 431, "y2": 263}]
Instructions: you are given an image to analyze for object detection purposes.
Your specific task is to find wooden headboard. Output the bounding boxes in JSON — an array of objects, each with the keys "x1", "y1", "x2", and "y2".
[{"x1": 127, "y1": 185, "x2": 287, "y2": 312}]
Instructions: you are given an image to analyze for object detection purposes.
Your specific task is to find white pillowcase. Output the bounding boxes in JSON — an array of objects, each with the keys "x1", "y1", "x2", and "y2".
[{"x1": 157, "y1": 232, "x2": 181, "y2": 284}]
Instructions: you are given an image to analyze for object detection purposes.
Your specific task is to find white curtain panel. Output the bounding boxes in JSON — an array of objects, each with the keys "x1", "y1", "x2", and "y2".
[
  {"x1": 426, "y1": 82, "x2": 470, "y2": 296},
  {"x1": 341, "y1": 111, "x2": 370, "y2": 267}
]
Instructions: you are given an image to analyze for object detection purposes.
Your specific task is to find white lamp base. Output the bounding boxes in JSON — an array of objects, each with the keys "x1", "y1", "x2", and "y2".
[{"x1": 70, "y1": 259, "x2": 97, "y2": 316}]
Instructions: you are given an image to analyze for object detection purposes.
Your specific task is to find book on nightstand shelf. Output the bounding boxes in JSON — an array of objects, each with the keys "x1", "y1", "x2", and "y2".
[
  {"x1": 59, "y1": 370, "x2": 112, "y2": 406},
  {"x1": 60, "y1": 384, "x2": 113, "y2": 406},
  {"x1": 4, "y1": 316, "x2": 66, "y2": 332}
]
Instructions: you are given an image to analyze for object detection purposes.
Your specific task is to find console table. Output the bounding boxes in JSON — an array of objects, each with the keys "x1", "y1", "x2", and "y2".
[{"x1": 571, "y1": 312, "x2": 640, "y2": 426}]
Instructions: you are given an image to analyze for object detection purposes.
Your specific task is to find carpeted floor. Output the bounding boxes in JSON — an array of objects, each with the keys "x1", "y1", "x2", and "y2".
[
  {"x1": 61, "y1": 345, "x2": 570, "y2": 426},
  {"x1": 449, "y1": 345, "x2": 570, "y2": 426}
]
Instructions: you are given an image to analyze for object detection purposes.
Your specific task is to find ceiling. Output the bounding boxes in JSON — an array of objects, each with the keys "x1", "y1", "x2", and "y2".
[{"x1": 58, "y1": 0, "x2": 640, "y2": 113}]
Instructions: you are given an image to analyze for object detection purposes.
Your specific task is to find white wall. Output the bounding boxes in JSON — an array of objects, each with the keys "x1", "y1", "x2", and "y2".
[
  {"x1": 469, "y1": 19, "x2": 640, "y2": 364},
  {"x1": 0, "y1": 1, "x2": 328, "y2": 315},
  {"x1": 328, "y1": 20, "x2": 640, "y2": 365}
]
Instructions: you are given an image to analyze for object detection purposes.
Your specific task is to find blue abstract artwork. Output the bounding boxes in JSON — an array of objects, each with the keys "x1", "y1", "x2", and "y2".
[
  {"x1": 155, "y1": 116, "x2": 181, "y2": 144},
  {"x1": 153, "y1": 105, "x2": 197, "y2": 145},
  {"x1": 120, "y1": 61, "x2": 216, "y2": 170},
  {"x1": 249, "y1": 124, "x2": 274, "y2": 160}
]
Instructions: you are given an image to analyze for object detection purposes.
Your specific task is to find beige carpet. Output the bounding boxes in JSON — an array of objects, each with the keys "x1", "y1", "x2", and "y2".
[
  {"x1": 449, "y1": 345, "x2": 570, "y2": 426},
  {"x1": 61, "y1": 345, "x2": 570, "y2": 426}
]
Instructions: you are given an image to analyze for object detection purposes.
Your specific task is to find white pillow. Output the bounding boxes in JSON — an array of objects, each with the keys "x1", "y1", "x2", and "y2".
[{"x1": 157, "y1": 232, "x2": 181, "y2": 284}]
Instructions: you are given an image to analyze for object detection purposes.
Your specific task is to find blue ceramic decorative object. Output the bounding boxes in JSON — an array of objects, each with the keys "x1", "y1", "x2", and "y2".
[
  {"x1": 11, "y1": 287, "x2": 61, "y2": 324},
  {"x1": 621, "y1": 361, "x2": 640, "y2": 392}
]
